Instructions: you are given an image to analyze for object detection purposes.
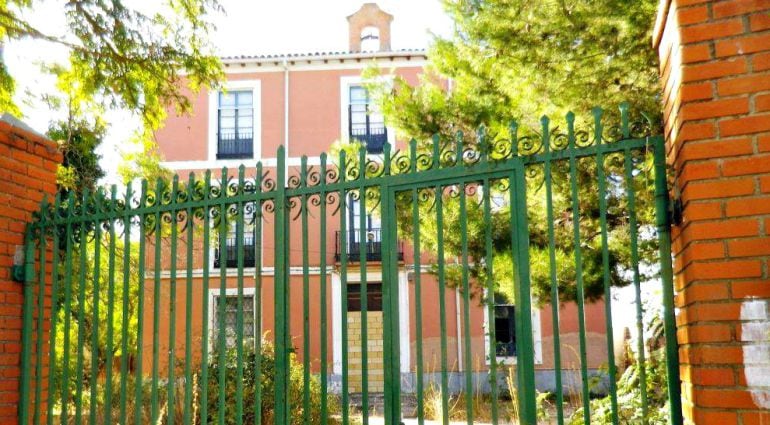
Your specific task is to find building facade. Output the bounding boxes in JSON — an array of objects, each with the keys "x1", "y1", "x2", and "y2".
[{"x1": 146, "y1": 3, "x2": 609, "y2": 395}]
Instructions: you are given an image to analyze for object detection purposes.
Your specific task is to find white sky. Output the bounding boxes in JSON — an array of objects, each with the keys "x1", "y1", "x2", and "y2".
[{"x1": 4, "y1": 1, "x2": 452, "y2": 184}]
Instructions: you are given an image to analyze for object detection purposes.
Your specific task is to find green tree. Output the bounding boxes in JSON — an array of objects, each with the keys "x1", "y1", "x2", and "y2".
[
  {"x1": 1, "y1": 0, "x2": 222, "y2": 125},
  {"x1": 53, "y1": 235, "x2": 140, "y2": 416},
  {"x1": 2, "y1": 0, "x2": 223, "y2": 183},
  {"x1": 47, "y1": 118, "x2": 106, "y2": 197},
  {"x1": 363, "y1": 0, "x2": 661, "y2": 304}
]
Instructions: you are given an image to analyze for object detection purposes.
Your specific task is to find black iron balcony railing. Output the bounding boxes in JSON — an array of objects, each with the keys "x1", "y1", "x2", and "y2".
[
  {"x1": 349, "y1": 104, "x2": 387, "y2": 154},
  {"x1": 334, "y1": 228, "x2": 403, "y2": 262},
  {"x1": 217, "y1": 131, "x2": 253, "y2": 159},
  {"x1": 214, "y1": 237, "x2": 256, "y2": 268}
]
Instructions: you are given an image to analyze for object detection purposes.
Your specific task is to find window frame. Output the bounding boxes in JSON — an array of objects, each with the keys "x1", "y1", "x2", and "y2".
[
  {"x1": 213, "y1": 201, "x2": 259, "y2": 270},
  {"x1": 339, "y1": 75, "x2": 395, "y2": 154},
  {"x1": 208, "y1": 80, "x2": 261, "y2": 163},
  {"x1": 207, "y1": 287, "x2": 259, "y2": 350},
  {"x1": 483, "y1": 290, "x2": 543, "y2": 366}
]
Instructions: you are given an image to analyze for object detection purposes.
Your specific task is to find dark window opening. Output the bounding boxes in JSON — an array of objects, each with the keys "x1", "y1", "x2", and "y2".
[
  {"x1": 214, "y1": 204, "x2": 257, "y2": 269},
  {"x1": 347, "y1": 283, "x2": 383, "y2": 312},
  {"x1": 348, "y1": 86, "x2": 387, "y2": 154},
  {"x1": 217, "y1": 90, "x2": 254, "y2": 159},
  {"x1": 494, "y1": 295, "x2": 516, "y2": 357}
]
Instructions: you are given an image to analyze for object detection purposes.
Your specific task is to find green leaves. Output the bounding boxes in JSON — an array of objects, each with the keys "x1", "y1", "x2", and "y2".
[
  {"x1": 1, "y1": 0, "x2": 224, "y2": 183},
  {"x1": 365, "y1": 0, "x2": 660, "y2": 305}
]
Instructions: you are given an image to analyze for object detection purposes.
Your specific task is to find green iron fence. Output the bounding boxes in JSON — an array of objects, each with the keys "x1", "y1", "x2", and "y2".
[{"x1": 19, "y1": 105, "x2": 682, "y2": 424}]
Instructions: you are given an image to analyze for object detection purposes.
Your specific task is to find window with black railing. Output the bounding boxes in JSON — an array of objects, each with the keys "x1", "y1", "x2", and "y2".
[
  {"x1": 217, "y1": 90, "x2": 254, "y2": 159},
  {"x1": 494, "y1": 295, "x2": 516, "y2": 358},
  {"x1": 348, "y1": 86, "x2": 387, "y2": 154},
  {"x1": 334, "y1": 228, "x2": 404, "y2": 262},
  {"x1": 214, "y1": 206, "x2": 257, "y2": 269}
]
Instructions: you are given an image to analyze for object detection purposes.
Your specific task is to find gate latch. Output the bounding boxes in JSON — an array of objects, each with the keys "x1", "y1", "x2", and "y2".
[{"x1": 11, "y1": 245, "x2": 25, "y2": 282}]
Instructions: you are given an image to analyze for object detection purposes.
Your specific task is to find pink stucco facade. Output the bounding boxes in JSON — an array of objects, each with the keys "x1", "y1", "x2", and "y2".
[{"x1": 149, "y1": 51, "x2": 611, "y2": 394}]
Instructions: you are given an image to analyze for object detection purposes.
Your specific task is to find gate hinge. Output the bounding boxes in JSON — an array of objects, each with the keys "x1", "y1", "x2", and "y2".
[
  {"x1": 11, "y1": 245, "x2": 25, "y2": 283},
  {"x1": 670, "y1": 195, "x2": 683, "y2": 227}
]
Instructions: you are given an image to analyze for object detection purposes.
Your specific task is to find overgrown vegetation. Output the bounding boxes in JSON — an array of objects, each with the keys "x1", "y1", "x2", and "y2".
[{"x1": 204, "y1": 339, "x2": 340, "y2": 425}]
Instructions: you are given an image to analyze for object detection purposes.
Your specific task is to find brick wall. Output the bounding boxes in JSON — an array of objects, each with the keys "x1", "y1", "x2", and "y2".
[
  {"x1": 653, "y1": 1, "x2": 770, "y2": 424},
  {"x1": 0, "y1": 115, "x2": 60, "y2": 423}
]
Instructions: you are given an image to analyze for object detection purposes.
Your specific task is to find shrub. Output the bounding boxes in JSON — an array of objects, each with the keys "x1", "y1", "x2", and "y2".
[{"x1": 204, "y1": 338, "x2": 339, "y2": 425}]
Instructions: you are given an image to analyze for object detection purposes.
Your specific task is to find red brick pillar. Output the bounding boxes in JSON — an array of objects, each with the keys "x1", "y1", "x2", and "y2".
[
  {"x1": 654, "y1": 1, "x2": 770, "y2": 424},
  {"x1": 0, "y1": 115, "x2": 60, "y2": 423}
]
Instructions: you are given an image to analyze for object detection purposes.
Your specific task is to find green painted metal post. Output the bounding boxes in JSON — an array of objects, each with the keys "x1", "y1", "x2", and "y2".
[
  {"x1": 274, "y1": 146, "x2": 289, "y2": 425},
  {"x1": 19, "y1": 228, "x2": 35, "y2": 425},
  {"x1": 653, "y1": 136, "x2": 684, "y2": 425},
  {"x1": 509, "y1": 164, "x2": 537, "y2": 424}
]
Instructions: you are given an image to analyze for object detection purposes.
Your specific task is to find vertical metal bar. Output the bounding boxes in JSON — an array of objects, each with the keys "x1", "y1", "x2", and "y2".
[
  {"x1": 33, "y1": 198, "x2": 49, "y2": 425},
  {"x1": 88, "y1": 194, "x2": 101, "y2": 425},
  {"x1": 566, "y1": 114, "x2": 592, "y2": 423},
  {"x1": 482, "y1": 178, "x2": 499, "y2": 425},
  {"x1": 150, "y1": 179, "x2": 163, "y2": 424},
  {"x1": 100, "y1": 185, "x2": 118, "y2": 419},
  {"x1": 217, "y1": 168, "x2": 228, "y2": 425},
  {"x1": 104, "y1": 187, "x2": 118, "y2": 421},
  {"x1": 653, "y1": 137, "x2": 683, "y2": 425},
  {"x1": 382, "y1": 143, "x2": 401, "y2": 425},
  {"x1": 166, "y1": 177, "x2": 178, "y2": 425},
  {"x1": 74, "y1": 189, "x2": 90, "y2": 425},
  {"x1": 458, "y1": 181, "x2": 473, "y2": 425},
  {"x1": 594, "y1": 109, "x2": 619, "y2": 425},
  {"x1": 19, "y1": 227, "x2": 36, "y2": 425},
  {"x1": 201, "y1": 170, "x2": 212, "y2": 424},
  {"x1": 542, "y1": 119, "x2": 565, "y2": 425},
  {"x1": 46, "y1": 193, "x2": 61, "y2": 425},
  {"x1": 358, "y1": 147, "x2": 369, "y2": 424},
  {"x1": 184, "y1": 174, "x2": 195, "y2": 425},
  {"x1": 319, "y1": 154, "x2": 329, "y2": 424},
  {"x1": 510, "y1": 165, "x2": 537, "y2": 423},
  {"x1": 301, "y1": 157, "x2": 311, "y2": 425},
  {"x1": 409, "y1": 139, "x2": 425, "y2": 425},
  {"x1": 435, "y1": 184, "x2": 449, "y2": 425},
  {"x1": 119, "y1": 183, "x2": 133, "y2": 424},
  {"x1": 283, "y1": 173, "x2": 291, "y2": 420},
  {"x1": 338, "y1": 150, "x2": 350, "y2": 425},
  {"x1": 59, "y1": 192, "x2": 76, "y2": 425},
  {"x1": 134, "y1": 180, "x2": 148, "y2": 425},
  {"x1": 254, "y1": 164, "x2": 263, "y2": 425},
  {"x1": 274, "y1": 148, "x2": 289, "y2": 425},
  {"x1": 235, "y1": 167, "x2": 246, "y2": 425},
  {"x1": 624, "y1": 151, "x2": 649, "y2": 423}
]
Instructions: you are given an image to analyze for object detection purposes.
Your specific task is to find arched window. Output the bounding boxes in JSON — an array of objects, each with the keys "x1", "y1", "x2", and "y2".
[{"x1": 360, "y1": 26, "x2": 380, "y2": 51}]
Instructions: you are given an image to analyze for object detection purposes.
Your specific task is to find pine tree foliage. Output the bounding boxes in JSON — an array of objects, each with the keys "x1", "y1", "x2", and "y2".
[{"x1": 364, "y1": 0, "x2": 661, "y2": 304}]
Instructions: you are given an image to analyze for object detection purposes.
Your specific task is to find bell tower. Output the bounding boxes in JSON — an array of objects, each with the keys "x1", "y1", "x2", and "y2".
[{"x1": 347, "y1": 3, "x2": 393, "y2": 52}]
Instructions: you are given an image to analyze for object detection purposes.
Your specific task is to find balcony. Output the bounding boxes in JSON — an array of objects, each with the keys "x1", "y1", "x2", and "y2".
[
  {"x1": 349, "y1": 105, "x2": 387, "y2": 154},
  {"x1": 214, "y1": 237, "x2": 256, "y2": 268},
  {"x1": 216, "y1": 131, "x2": 253, "y2": 159},
  {"x1": 334, "y1": 228, "x2": 403, "y2": 262}
]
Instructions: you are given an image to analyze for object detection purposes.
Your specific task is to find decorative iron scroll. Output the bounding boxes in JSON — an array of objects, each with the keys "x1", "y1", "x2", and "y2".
[{"x1": 30, "y1": 104, "x2": 657, "y2": 237}]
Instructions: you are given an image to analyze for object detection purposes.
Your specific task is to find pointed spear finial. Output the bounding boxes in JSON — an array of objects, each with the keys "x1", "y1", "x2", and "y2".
[
  {"x1": 432, "y1": 134, "x2": 441, "y2": 170},
  {"x1": 592, "y1": 107, "x2": 604, "y2": 145},
  {"x1": 619, "y1": 101, "x2": 630, "y2": 139},
  {"x1": 509, "y1": 120, "x2": 519, "y2": 157},
  {"x1": 566, "y1": 112, "x2": 576, "y2": 149},
  {"x1": 541, "y1": 115, "x2": 550, "y2": 153}
]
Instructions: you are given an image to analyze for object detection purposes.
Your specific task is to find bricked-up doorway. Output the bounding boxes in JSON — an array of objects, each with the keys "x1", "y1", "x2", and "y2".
[{"x1": 347, "y1": 282, "x2": 385, "y2": 394}]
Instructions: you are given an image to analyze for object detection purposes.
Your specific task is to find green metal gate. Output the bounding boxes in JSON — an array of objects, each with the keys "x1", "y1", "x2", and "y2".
[{"x1": 19, "y1": 105, "x2": 682, "y2": 424}]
